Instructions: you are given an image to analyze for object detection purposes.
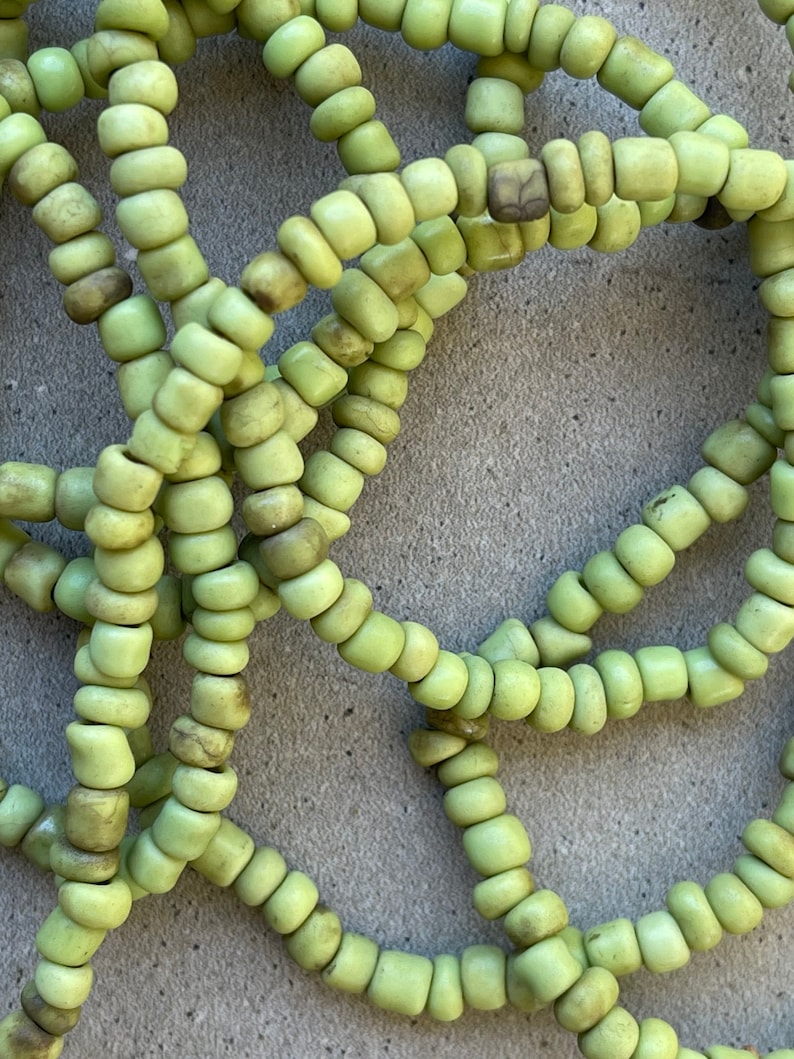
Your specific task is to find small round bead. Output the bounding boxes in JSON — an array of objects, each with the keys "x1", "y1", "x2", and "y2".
[
  {"x1": 277, "y1": 215, "x2": 342, "y2": 290},
  {"x1": 150, "y1": 796, "x2": 220, "y2": 860},
  {"x1": 465, "y1": 76, "x2": 524, "y2": 136},
  {"x1": 333, "y1": 394, "x2": 401, "y2": 444},
  {"x1": 719, "y1": 149, "x2": 788, "y2": 213},
  {"x1": 389, "y1": 621, "x2": 440, "y2": 682},
  {"x1": 443, "y1": 776, "x2": 506, "y2": 828},
  {"x1": 331, "y1": 269, "x2": 399, "y2": 343},
  {"x1": 577, "y1": 130, "x2": 614, "y2": 207},
  {"x1": 742, "y1": 817, "x2": 794, "y2": 877},
  {"x1": 437, "y1": 742, "x2": 499, "y2": 788},
  {"x1": 8, "y1": 141, "x2": 78, "y2": 207},
  {"x1": 687, "y1": 466, "x2": 749, "y2": 523},
  {"x1": 0, "y1": 1009, "x2": 65, "y2": 1057},
  {"x1": 64, "y1": 784, "x2": 129, "y2": 851},
  {"x1": 504, "y1": 889, "x2": 568, "y2": 948},
  {"x1": 548, "y1": 202, "x2": 598, "y2": 250},
  {"x1": 35, "y1": 907, "x2": 106, "y2": 968},
  {"x1": 20, "y1": 980, "x2": 80, "y2": 1038},
  {"x1": 279, "y1": 559, "x2": 345, "y2": 620},
  {"x1": 65, "y1": 721, "x2": 136, "y2": 789},
  {"x1": 34, "y1": 958, "x2": 94, "y2": 1011},
  {"x1": 578, "y1": 1008, "x2": 642, "y2": 1059},
  {"x1": 262, "y1": 870, "x2": 319, "y2": 934},
  {"x1": 684, "y1": 647, "x2": 744, "y2": 708},
  {"x1": 582, "y1": 550, "x2": 644, "y2": 614},
  {"x1": 310, "y1": 577, "x2": 372, "y2": 643},
  {"x1": 560, "y1": 15, "x2": 616, "y2": 79},
  {"x1": 460, "y1": 944, "x2": 507, "y2": 1011},
  {"x1": 634, "y1": 909, "x2": 690, "y2": 973},
  {"x1": 169, "y1": 762, "x2": 237, "y2": 814},
  {"x1": 633, "y1": 645, "x2": 688, "y2": 702},
  {"x1": 707, "y1": 622, "x2": 769, "y2": 681},
  {"x1": 736, "y1": 591, "x2": 794, "y2": 653},
  {"x1": 540, "y1": 138, "x2": 585, "y2": 214},
  {"x1": 367, "y1": 950, "x2": 433, "y2": 1016},
  {"x1": 338, "y1": 610, "x2": 406, "y2": 672},
  {"x1": 49, "y1": 836, "x2": 119, "y2": 883},
  {"x1": 487, "y1": 658, "x2": 541, "y2": 720},
  {"x1": 32, "y1": 181, "x2": 102, "y2": 244},
  {"x1": 641, "y1": 485, "x2": 710, "y2": 551},
  {"x1": 409, "y1": 649, "x2": 469, "y2": 710},
  {"x1": 734, "y1": 853, "x2": 794, "y2": 908},
  {"x1": 639, "y1": 79, "x2": 711, "y2": 138},
  {"x1": 321, "y1": 931, "x2": 379, "y2": 993},
  {"x1": 704, "y1": 872, "x2": 764, "y2": 934},
  {"x1": 554, "y1": 966, "x2": 620, "y2": 1034},
  {"x1": 511, "y1": 935, "x2": 583, "y2": 1005},
  {"x1": 27, "y1": 47, "x2": 84, "y2": 112},
  {"x1": 472, "y1": 865, "x2": 534, "y2": 921},
  {"x1": 525, "y1": 666, "x2": 575, "y2": 731},
  {"x1": 58, "y1": 877, "x2": 132, "y2": 933},
  {"x1": 584, "y1": 917, "x2": 642, "y2": 976},
  {"x1": 262, "y1": 15, "x2": 325, "y2": 78},
  {"x1": 0, "y1": 784, "x2": 45, "y2": 847},
  {"x1": 462, "y1": 814, "x2": 531, "y2": 877},
  {"x1": 527, "y1": 3, "x2": 576, "y2": 71},
  {"x1": 294, "y1": 42, "x2": 361, "y2": 105},
  {"x1": 109, "y1": 144, "x2": 187, "y2": 196},
  {"x1": 426, "y1": 954, "x2": 463, "y2": 1022}
]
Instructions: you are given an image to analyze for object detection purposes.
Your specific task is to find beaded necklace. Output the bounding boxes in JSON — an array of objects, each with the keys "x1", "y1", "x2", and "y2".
[{"x1": 1, "y1": 1, "x2": 794, "y2": 1056}]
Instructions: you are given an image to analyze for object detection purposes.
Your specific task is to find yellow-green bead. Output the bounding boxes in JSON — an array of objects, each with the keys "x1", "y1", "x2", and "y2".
[
  {"x1": 504, "y1": 889, "x2": 568, "y2": 948},
  {"x1": 400, "y1": 0, "x2": 452, "y2": 50},
  {"x1": 262, "y1": 869, "x2": 318, "y2": 934},
  {"x1": 669, "y1": 129, "x2": 730, "y2": 197},
  {"x1": 707, "y1": 622, "x2": 768, "y2": 681},
  {"x1": 34, "y1": 959, "x2": 94, "y2": 1011},
  {"x1": 612, "y1": 136, "x2": 678, "y2": 202},
  {"x1": 567, "y1": 663, "x2": 607, "y2": 735},
  {"x1": 150, "y1": 796, "x2": 220, "y2": 860},
  {"x1": 47, "y1": 231, "x2": 115, "y2": 287},
  {"x1": 548, "y1": 202, "x2": 598, "y2": 250},
  {"x1": 300, "y1": 450, "x2": 364, "y2": 512},
  {"x1": 84, "y1": 504, "x2": 154, "y2": 551},
  {"x1": 426, "y1": 954, "x2": 463, "y2": 1022},
  {"x1": 742, "y1": 817, "x2": 794, "y2": 877},
  {"x1": 401, "y1": 156, "x2": 458, "y2": 221},
  {"x1": 318, "y1": 931, "x2": 377, "y2": 993},
  {"x1": 35, "y1": 907, "x2": 106, "y2": 968},
  {"x1": 181, "y1": 632, "x2": 249, "y2": 676},
  {"x1": 338, "y1": 610, "x2": 405, "y2": 672},
  {"x1": 309, "y1": 188, "x2": 376, "y2": 260},
  {"x1": 330, "y1": 427, "x2": 387, "y2": 477},
  {"x1": 88, "y1": 620, "x2": 153, "y2": 679},
  {"x1": 277, "y1": 215, "x2": 342, "y2": 290},
  {"x1": 512, "y1": 935, "x2": 582, "y2": 1005},
  {"x1": 115, "y1": 188, "x2": 188, "y2": 250},
  {"x1": 66, "y1": 721, "x2": 136, "y2": 789},
  {"x1": 577, "y1": 130, "x2": 615, "y2": 207},
  {"x1": 3, "y1": 540, "x2": 66, "y2": 612},
  {"x1": 310, "y1": 577, "x2": 372, "y2": 643},
  {"x1": 331, "y1": 269, "x2": 399, "y2": 343},
  {"x1": 718, "y1": 148, "x2": 788, "y2": 213},
  {"x1": 634, "y1": 910, "x2": 690, "y2": 974},
  {"x1": 262, "y1": 15, "x2": 325, "y2": 78},
  {"x1": 284, "y1": 904, "x2": 342, "y2": 972},
  {"x1": 32, "y1": 181, "x2": 102, "y2": 244},
  {"x1": 578, "y1": 1007, "x2": 640, "y2": 1059},
  {"x1": 360, "y1": 237, "x2": 431, "y2": 303},
  {"x1": 472, "y1": 867, "x2": 533, "y2": 923},
  {"x1": 171, "y1": 762, "x2": 237, "y2": 813},
  {"x1": 59, "y1": 878, "x2": 132, "y2": 931},
  {"x1": 407, "y1": 729, "x2": 467, "y2": 768},
  {"x1": 462, "y1": 813, "x2": 530, "y2": 877},
  {"x1": 8, "y1": 142, "x2": 77, "y2": 210},
  {"x1": 233, "y1": 844, "x2": 287, "y2": 907},
  {"x1": 367, "y1": 949, "x2": 433, "y2": 1016},
  {"x1": 127, "y1": 827, "x2": 186, "y2": 893},
  {"x1": 409, "y1": 649, "x2": 469, "y2": 710},
  {"x1": 26, "y1": 47, "x2": 84, "y2": 113},
  {"x1": 0, "y1": 60, "x2": 40, "y2": 117},
  {"x1": 73, "y1": 683, "x2": 150, "y2": 728},
  {"x1": 701, "y1": 419, "x2": 776, "y2": 486},
  {"x1": 137, "y1": 234, "x2": 209, "y2": 303},
  {"x1": 633, "y1": 645, "x2": 687, "y2": 702},
  {"x1": 460, "y1": 944, "x2": 507, "y2": 1011},
  {"x1": 524, "y1": 666, "x2": 574, "y2": 732},
  {"x1": 554, "y1": 966, "x2": 620, "y2": 1034},
  {"x1": 443, "y1": 776, "x2": 506, "y2": 828},
  {"x1": 170, "y1": 320, "x2": 244, "y2": 389},
  {"x1": 279, "y1": 558, "x2": 344, "y2": 619},
  {"x1": 94, "y1": 0, "x2": 170, "y2": 38},
  {"x1": 734, "y1": 853, "x2": 794, "y2": 908},
  {"x1": 191, "y1": 605, "x2": 255, "y2": 643},
  {"x1": 560, "y1": 15, "x2": 616, "y2": 79},
  {"x1": 486, "y1": 658, "x2": 540, "y2": 720},
  {"x1": 389, "y1": 620, "x2": 440, "y2": 682},
  {"x1": 584, "y1": 917, "x2": 642, "y2": 976},
  {"x1": 93, "y1": 537, "x2": 164, "y2": 593},
  {"x1": 541, "y1": 138, "x2": 585, "y2": 214},
  {"x1": 0, "y1": 17, "x2": 28, "y2": 62},
  {"x1": 279, "y1": 341, "x2": 348, "y2": 407},
  {"x1": 687, "y1": 466, "x2": 749, "y2": 524},
  {"x1": 526, "y1": 3, "x2": 575, "y2": 71},
  {"x1": 109, "y1": 144, "x2": 187, "y2": 197},
  {"x1": 639, "y1": 79, "x2": 711, "y2": 138},
  {"x1": 582, "y1": 550, "x2": 644, "y2": 614},
  {"x1": 477, "y1": 617, "x2": 539, "y2": 665},
  {"x1": 20, "y1": 805, "x2": 66, "y2": 872},
  {"x1": 444, "y1": 142, "x2": 488, "y2": 217},
  {"x1": 436, "y1": 741, "x2": 499, "y2": 789},
  {"x1": 338, "y1": 122, "x2": 399, "y2": 177},
  {"x1": 294, "y1": 42, "x2": 361, "y2": 105},
  {"x1": 0, "y1": 784, "x2": 45, "y2": 847},
  {"x1": 332, "y1": 394, "x2": 401, "y2": 444},
  {"x1": 684, "y1": 647, "x2": 744, "y2": 708},
  {"x1": 736, "y1": 591, "x2": 794, "y2": 653},
  {"x1": 588, "y1": 196, "x2": 641, "y2": 254},
  {"x1": 465, "y1": 76, "x2": 524, "y2": 135},
  {"x1": 641, "y1": 485, "x2": 710, "y2": 551},
  {"x1": 65, "y1": 784, "x2": 130, "y2": 852},
  {"x1": 704, "y1": 872, "x2": 764, "y2": 934},
  {"x1": 664, "y1": 881, "x2": 722, "y2": 952},
  {"x1": 310, "y1": 84, "x2": 375, "y2": 142},
  {"x1": 457, "y1": 212, "x2": 525, "y2": 272},
  {"x1": 0, "y1": 460, "x2": 57, "y2": 522}
]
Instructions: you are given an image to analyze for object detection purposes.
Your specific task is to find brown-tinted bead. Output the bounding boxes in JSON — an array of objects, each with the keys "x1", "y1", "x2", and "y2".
[
  {"x1": 693, "y1": 196, "x2": 733, "y2": 230},
  {"x1": 259, "y1": 517, "x2": 329, "y2": 580},
  {"x1": 21, "y1": 981, "x2": 81, "y2": 1037},
  {"x1": 426, "y1": 708, "x2": 490, "y2": 742},
  {"x1": 49, "y1": 836, "x2": 120, "y2": 882},
  {"x1": 0, "y1": 1010, "x2": 63, "y2": 1058},
  {"x1": 63, "y1": 267, "x2": 133, "y2": 324},
  {"x1": 65, "y1": 786, "x2": 129, "y2": 852},
  {"x1": 488, "y1": 158, "x2": 550, "y2": 223},
  {"x1": 168, "y1": 714, "x2": 235, "y2": 768},
  {"x1": 241, "y1": 251, "x2": 308, "y2": 314}
]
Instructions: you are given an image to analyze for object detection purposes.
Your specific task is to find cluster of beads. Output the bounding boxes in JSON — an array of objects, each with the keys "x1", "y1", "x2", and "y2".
[{"x1": 2, "y1": 0, "x2": 794, "y2": 1056}]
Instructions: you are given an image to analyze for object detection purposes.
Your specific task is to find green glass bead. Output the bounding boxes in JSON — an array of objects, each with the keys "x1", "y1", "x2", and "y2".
[
  {"x1": 548, "y1": 201, "x2": 597, "y2": 249},
  {"x1": 262, "y1": 14, "x2": 325, "y2": 78},
  {"x1": 389, "y1": 621, "x2": 440, "y2": 682},
  {"x1": 93, "y1": 537, "x2": 164, "y2": 594},
  {"x1": 0, "y1": 784, "x2": 45, "y2": 847},
  {"x1": 577, "y1": 130, "x2": 614, "y2": 207},
  {"x1": 35, "y1": 907, "x2": 106, "y2": 968},
  {"x1": 719, "y1": 148, "x2": 788, "y2": 213},
  {"x1": 583, "y1": 918, "x2": 642, "y2": 976},
  {"x1": 512, "y1": 935, "x2": 582, "y2": 1005},
  {"x1": 20, "y1": 980, "x2": 81, "y2": 1038},
  {"x1": 115, "y1": 188, "x2": 188, "y2": 251},
  {"x1": 707, "y1": 622, "x2": 769, "y2": 681},
  {"x1": 414, "y1": 271, "x2": 468, "y2": 320},
  {"x1": 460, "y1": 944, "x2": 506, "y2": 1011},
  {"x1": 771, "y1": 459, "x2": 794, "y2": 520},
  {"x1": 503, "y1": 0, "x2": 537, "y2": 51},
  {"x1": 529, "y1": 615, "x2": 591, "y2": 667},
  {"x1": 65, "y1": 784, "x2": 129, "y2": 853},
  {"x1": 443, "y1": 776, "x2": 506, "y2": 828},
  {"x1": 341, "y1": 172, "x2": 414, "y2": 246},
  {"x1": 109, "y1": 144, "x2": 187, "y2": 197},
  {"x1": 477, "y1": 617, "x2": 539, "y2": 665},
  {"x1": 578, "y1": 1006, "x2": 641, "y2": 1059},
  {"x1": 437, "y1": 742, "x2": 499, "y2": 788},
  {"x1": 0, "y1": 1010, "x2": 65, "y2": 1057},
  {"x1": 639, "y1": 78, "x2": 711, "y2": 138},
  {"x1": 560, "y1": 15, "x2": 616, "y2": 79},
  {"x1": 634, "y1": 910, "x2": 690, "y2": 974},
  {"x1": 262, "y1": 869, "x2": 319, "y2": 934},
  {"x1": 427, "y1": 954, "x2": 463, "y2": 1022},
  {"x1": 462, "y1": 814, "x2": 531, "y2": 877},
  {"x1": 361, "y1": 237, "x2": 431, "y2": 302},
  {"x1": 504, "y1": 889, "x2": 568, "y2": 948},
  {"x1": 20, "y1": 805, "x2": 65, "y2": 872},
  {"x1": 222, "y1": 380, "x2": 284, "y2": 450},
  {"x1": 300, "y1": 451, "x2": 364, "y2": 512},
  {"x1": 588, "y1": 197, "x2": 642, "y2": 254},
  {"x1": 409, "y1": 649, "x2": 469, "y2": 710},
  {"x1": 284, "y1": 903, "x2": 342, "y2": 972},
  {"x1": 279, "y1": 340, "x2": 348, "y2": 407},
  {"x1": 687, "y1": 466, "x2": 749, "y2": 523},
  {"x1": 66, "y1": 721, "x2": 136, "y2": 789},
  {"x1": 611, "y1": 136, "x2": 678, "y2": 202},
  {"x1": 444, "y1": 142, "x2": 488, "y2": 218},
  {"x1": 137, "y1": 233, "x2": 208, "y2": 303},
  {"x1": 310, "y1": 577, "x2": 372, "y2": 643},
  {"x1": 472, "y1": 866, "x2": 534, "y2": 920},
  {"x1": 48, "y1": 231, "x2": 116, "y2": 286},
  {"x1": 171, "y1": 762, "x2": 237, "y2": 813},
  {"x1": 367, "y1": 949, "x2": 433, "y2": 1016},
  {"x1": 684, "y1": 647, "x2": 744, "y2": 708},
  {"x1": 465, "y1": 76, "x2": 523, "y2": 136},
  {"x1": 742, "y1": 818, "x2": 794, "y2": 877},
  {"x1": 331, "y1": 268, "x2": 399, "y2": 343},
  {"x1": 150, "y1": 796, "x2": 220, "y2": 861},
  {"x1": 745, "y1": 547, "x2": 794, "y2": 606},
  {"x1": 567, "y1": 663, "x2": 607, "y2": 735},
  {"x1": 735, "y1": 591, "x2": 794, "y2": 653},
  {"x1": 279, "y1": 558, "x2": 345, "y2": 619},
  {"x1": 310, "y1": 84, "x2": 375, "y2": 143},
  {"x1": 330, "y1": 427, "x2": 388, "y2": 477},
  {"x1": 597, "y1": 35, "x2": 674, "y2": 109},
  {"x1": 27, "y1": 47, "x2": 84, "y2": 112},
  {"x1": 446, "y1": 652, "x2": 493, "y2": 720},
  {"x1": 0, "y1": 17, "x2": 28, "y2": 62},
  {"x1": 526, "y1": 3, "x2": 575, "y2": 71},
  {"x1": 32, "y1": 180, "x2": 102, "y2": 244},
  {"x1": 319, "y1": 931, "x2": 378, "y2": 993},
  {"x1": 96, "y1": 295, "x2": 166, "y2": 366},
  {"x1": 641, "y1": 485, "x2": 710, "y2": 551},
  {"x1": 0, "y1": 461, "x2": 56, "y2": 523},
  {"x1": 276, "y1": 215, "x2": 342, "y2": 291},
  {"x1": 733, "y1": 853, "x2": 794, "y2": 908},
  {"x1": 233, "y1": 845, "x2": 288, "y2": 908},
  {"x1": 57, "y1": 878, "x2": 131, "y2": 933},
  {"x1": 582, "y1": 550, "x2": 644, "y2": 614},
  {"x1": 73, "y1": 684, "x2": 150, "y2": 728},
  {"x1": 294, "y1": 41, "x2": 361, "y2": 105},
  {"x1": 704, "y1": 872, "x2": 764, "y2": 934},
  {"x1": 554, "y1": 966, "x2": 620, "y2": 1033},
  {"x1": 337, "y1": 610, "x2": 405, "y2": 672},
  {"x1": 188, "y1": 817, "x2": 253, "y2": 887},
  {"x1": 337, "y1": 118, "x2": 401, "y2": 174},
  {"x1": 487, "y1": 659, "x2": 540, "y2": 720},
  {"x1": 127, "y1": 827, "x2": 185, "y2": 893},
  {"x1": 34, "y1": 958, "x2": 94, "y2": 1011},
  {"x1": 633, "y1": 645, "x2": 687, "y2": 702},
  {"x1": 8, "y1": 141, "x2": 78, "y2": 208},
  {"x1": 84, "y1": 505, "x2": 154, "y2": 552},
  {"x1": 49, "y1": 836, "x2": 119, "y2": 883},
  {"x1": 526, "y1": 666, "x2": 575, "y2": 732},
  {"x1": 701, "y1": 419, "x2": 777, "y2": 485}
]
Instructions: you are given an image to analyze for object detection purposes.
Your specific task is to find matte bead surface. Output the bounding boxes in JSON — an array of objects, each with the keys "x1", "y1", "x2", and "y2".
[
  {"x1": 554, "y1": 966, "x2": 620, "y2": 1033},
  {"x1": 635, "y1": 910, "x2": 690, "y2": 973},
  {"x1": 322, "y1": 931, "x2": 379, "y2": 993},
  {"x1": 460, "y1": 944, "x2": 507, "y2": 1011},
  {"x1": 462, "y1": 814, "x2": 531, "y2": 876},
  {"x1": 642, "y1": 485, "x2": 710, "y2": 551},
  {"x1": 367, "y1": 950, "x2": 433, "y2": 1016},
  {"x1": 427, "y1": 954, "x2": 464, "y2": 1022},
  {"x1": 584, "y1": 918, "x2": 642, "y2": 976},
  {"x1": 704, "y1": 872, "x2": 764, "y2": 934},
  {"x1": 262, "y1": 870, "x2": 319, "y2": 934},
  {"x1": 512, "y1": 935, "x2": 583, "y2": 1004}
]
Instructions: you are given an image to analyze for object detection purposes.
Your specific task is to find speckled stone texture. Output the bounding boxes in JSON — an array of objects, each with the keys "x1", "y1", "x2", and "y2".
[{"x1": 2, "y1": 2, "x2": 793, "y2": 1056}]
